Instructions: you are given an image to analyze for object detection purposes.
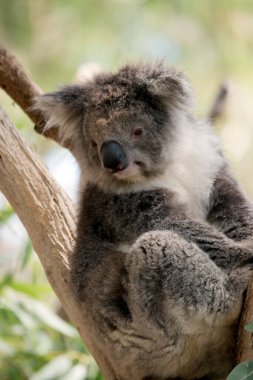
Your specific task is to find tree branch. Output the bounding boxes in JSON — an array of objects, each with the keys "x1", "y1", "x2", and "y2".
[
  {"x1": 236, "y1": 281, "x2": 253, "y2": 363},
  {"x1": 0, "y1": 46, "x2": 72, "y2": 150},
  {"x1": 0, "y1": 107, "x2": 116, "y2": 379}
]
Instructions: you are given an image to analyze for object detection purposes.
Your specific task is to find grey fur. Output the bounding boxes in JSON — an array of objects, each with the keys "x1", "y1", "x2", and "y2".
[{"x1": 33, "y1": 63, "x2": 253, "y2": 380}]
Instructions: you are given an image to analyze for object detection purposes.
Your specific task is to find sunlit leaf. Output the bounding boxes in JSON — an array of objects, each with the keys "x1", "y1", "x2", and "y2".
[
  {"x1": 1, "y1": 290, "x2": 76, "y2": 336},
  {"x1": 0, "y1": 297, "x2": 38, "y2": 329},
  {"x1": 227, "y1": 360, "x2": 253, "y2": 380},
  {"x1": 19, "y1": 240, "x2": 33, "y2": 270},
  {"x1": 0, "y1": 302, "x2": 20, "y2": 326},
  {"x1": 95, "y1": 371, "x2": 104, "y2": 380},
  {"x1": 26, "y1": 331, "x2": 54, "y2": 355},
  {"x1": 61, "y1": 363, "x2": 87, "y2": 380},
  {"x1": 30, "y1": 355, "x2": 73, "y2": 380},
  {"x1": 87, "y1": 359, "x2": 101, "y2": 380},
  {"x1": 0, "y1": 339, "x2": 14, "y2": 355},
  {"x1": 10, "y1": 302, "x2": 38, "y2": 329},
  {"x1": 20, "y1": 296, "x2": 77, "y2": 337},
  {"x1": 245, "y1": 322, "x2": 253, "y2": 332},
  {"x1": 8, "y1": 282, "x2": 52, "y2": 299},
  {"x1": 0, "y1": 274, "x2": 13, "y2": 293},
  {"x1": 0, "y1": 204, "x2": 13, "y2": 223}
]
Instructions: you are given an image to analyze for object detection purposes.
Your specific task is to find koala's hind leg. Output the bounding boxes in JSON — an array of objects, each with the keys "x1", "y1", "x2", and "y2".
[{"x1": 126, "y1": 230, "x2": 251, "y2": 326}]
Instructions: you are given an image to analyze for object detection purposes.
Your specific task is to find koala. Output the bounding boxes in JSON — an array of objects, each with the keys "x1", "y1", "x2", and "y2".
[{"x1": 33, "y1": 63, "x2": 253, "y2": 380}]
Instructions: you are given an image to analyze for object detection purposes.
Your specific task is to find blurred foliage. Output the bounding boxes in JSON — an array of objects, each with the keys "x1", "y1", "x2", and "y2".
[
  {"x1": 1, "y1": 0, "x2": 253, "y2": 99},
  {"x1": 0, "y1": 204, "x2": 14, "y2": 225},
  {"x1": 0, "y1": 255, "x2": 101, "y2": 380},
  {"x1": 1, "y1": 0, "x2": 253, "y2": 379}
]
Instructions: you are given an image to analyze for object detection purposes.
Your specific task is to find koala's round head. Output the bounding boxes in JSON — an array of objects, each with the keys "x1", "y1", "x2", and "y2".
[{"x1": 34, "y1": 63, "x2": 194, "y2": 192}]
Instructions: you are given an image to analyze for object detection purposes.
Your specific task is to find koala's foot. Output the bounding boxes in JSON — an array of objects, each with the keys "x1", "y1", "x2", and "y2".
[{"x1": 126, "y1": 230, "x2": 248, "y2": 325}]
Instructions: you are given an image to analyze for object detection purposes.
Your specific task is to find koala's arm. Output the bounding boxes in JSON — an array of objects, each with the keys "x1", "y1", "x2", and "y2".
[
  {"x1": 163, "y1": 215, "x2": 253, "y2": 270},
  {"x1": 207, "y1": 166, "x2": 253, "y2": 241},
  {"x1": 155, "y1": 167, "x2": 253, "y2": 269},
  {"x1": 128, "y1": 230, "x2": 251, "y2": 317}
]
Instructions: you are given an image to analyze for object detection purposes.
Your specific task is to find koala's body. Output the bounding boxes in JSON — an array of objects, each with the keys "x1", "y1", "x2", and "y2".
[{"x1": 34, "y1": 64, "x2": 253, "y2": 380}]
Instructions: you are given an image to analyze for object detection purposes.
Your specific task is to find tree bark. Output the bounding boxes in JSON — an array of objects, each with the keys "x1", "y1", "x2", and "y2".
[
  {"x1": 0, "y1": 45, "x2": 252, "y2": 375},
  {"x1": 236, "y1": 282, "x2": 253, "y2": 363},
  {"x1": 0, "y1": 108, "x2": 116, "y2": 379},
  {"x1": 0, "y1": 45, "x2": 73, "y2": 151}
]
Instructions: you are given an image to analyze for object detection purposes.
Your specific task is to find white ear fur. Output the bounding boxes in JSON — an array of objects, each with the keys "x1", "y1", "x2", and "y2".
[
  {"x1": 32, "y1": 87, "x2": 85, "y2": 145},
  {"x1": 73, "y1": 62, "x2": 102, "y2": 84},
  {"x1": 141, "y1": 67, "x2": 195, "y2": 110}
]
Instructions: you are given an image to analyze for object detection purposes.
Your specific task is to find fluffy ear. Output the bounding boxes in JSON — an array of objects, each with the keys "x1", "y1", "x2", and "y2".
[
  {"x1": 32, "y1": 85, "x2": 87, "y2": 145},
  {"x1": 141, "y1": 65, "x2": 194, "y2": 110}
]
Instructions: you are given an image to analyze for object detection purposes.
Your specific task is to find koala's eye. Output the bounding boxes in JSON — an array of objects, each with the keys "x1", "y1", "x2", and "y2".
[
  {"x1": 91, "y1": 140, "x2": 97, "y2": 148},
  {"x1": 133, "y1": 128, "x2": 143, "y2": 137}
]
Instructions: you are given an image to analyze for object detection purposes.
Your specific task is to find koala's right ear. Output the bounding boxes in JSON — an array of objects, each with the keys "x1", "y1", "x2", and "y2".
[
  {"x1": 138, "y1": 64, "x2": 194, "y2": 111},
  {"x1": 32, "y1": 85, "x2": 87, "y2": 145}
]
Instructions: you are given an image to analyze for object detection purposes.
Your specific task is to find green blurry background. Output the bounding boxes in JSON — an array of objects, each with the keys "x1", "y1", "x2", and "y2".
[{"x1": 0, "y1": 1, "x2": 253, "y2": 379}]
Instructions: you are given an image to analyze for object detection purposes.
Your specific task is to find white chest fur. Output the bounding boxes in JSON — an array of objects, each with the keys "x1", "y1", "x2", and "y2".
[{"x1": 150, "y1": 120, "x2": 223, "y2": 220}]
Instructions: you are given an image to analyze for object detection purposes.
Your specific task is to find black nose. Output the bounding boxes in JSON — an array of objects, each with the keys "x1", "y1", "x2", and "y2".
[{"x1": 100, "y1": 141, "x2": 128, "y2": 172}]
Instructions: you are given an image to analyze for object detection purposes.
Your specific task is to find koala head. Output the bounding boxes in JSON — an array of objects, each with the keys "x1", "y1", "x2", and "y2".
[{"x1": 33, "y1": 63, "x2": 194, "y2": 192}]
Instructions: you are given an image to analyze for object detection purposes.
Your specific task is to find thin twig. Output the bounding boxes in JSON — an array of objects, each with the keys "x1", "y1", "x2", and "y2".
[{"x1": 208, "y1": 81, "x2": 229, "y2": 122}]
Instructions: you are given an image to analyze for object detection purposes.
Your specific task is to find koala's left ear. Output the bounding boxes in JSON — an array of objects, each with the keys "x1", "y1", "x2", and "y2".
[
  {"x1": 32, "y1": 85, "x2": 87, "y2": 145},
  {"x1": 142, "y1": 66, "x2": 194, "y2": 110}
]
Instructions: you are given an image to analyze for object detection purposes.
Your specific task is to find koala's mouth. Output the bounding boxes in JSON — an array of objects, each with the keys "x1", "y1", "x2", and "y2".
[{"x1": 112, "y1": 162, "x2": 141, "y2": 180}]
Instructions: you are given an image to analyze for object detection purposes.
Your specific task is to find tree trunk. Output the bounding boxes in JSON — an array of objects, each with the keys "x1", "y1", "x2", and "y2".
[
  {"x1": 0, "y1": 45, "x2": 252, "y2": 379},
  {"x1": 0, "y1": 46, "x2": 117, "y2": 379},
  {"x1": 236, "y1": 282, "x2": 253, "y2": 363}
]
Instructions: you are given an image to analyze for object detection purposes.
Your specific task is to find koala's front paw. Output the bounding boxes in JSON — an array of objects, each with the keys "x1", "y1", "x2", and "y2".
[{"x1": 129, "y1": 230, "x2": 183, "y2": 266}]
